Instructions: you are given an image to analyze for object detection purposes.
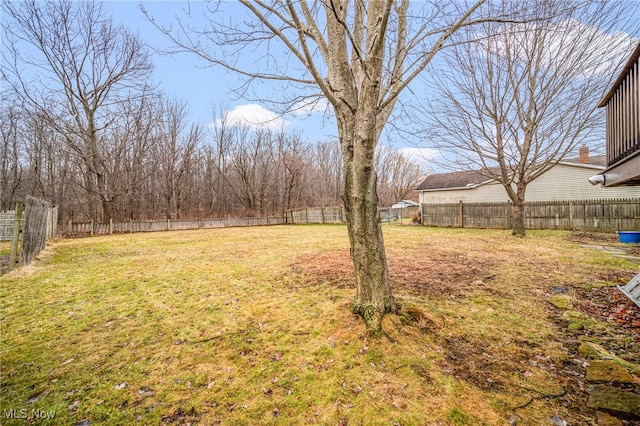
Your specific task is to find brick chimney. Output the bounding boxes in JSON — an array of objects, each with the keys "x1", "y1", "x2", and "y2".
[{"x1": 579, "y1": 145, "x2": 589, "y2": 164}]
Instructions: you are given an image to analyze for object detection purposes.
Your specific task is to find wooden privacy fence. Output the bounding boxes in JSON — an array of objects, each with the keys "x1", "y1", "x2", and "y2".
[
  {"x1": 67, "y1": 216, "x2": 287, "y2": 236},
  {"x1": 67, "y1": 207, "x2": 346, "y2": 237},
  {"x1": 3, "y1": 197, "x2": 58, "y2": 272},
  {"x1": 285, "y1": 206, "x2": 345, "y2": 224},
  {"x1": 421, "y1": 198, "x2": 640, "y2": 231}
]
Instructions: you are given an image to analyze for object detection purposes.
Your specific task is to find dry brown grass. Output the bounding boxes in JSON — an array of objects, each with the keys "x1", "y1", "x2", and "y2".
[{"x1": 1, "y1": 225, "x2": 638, "y2": 425}]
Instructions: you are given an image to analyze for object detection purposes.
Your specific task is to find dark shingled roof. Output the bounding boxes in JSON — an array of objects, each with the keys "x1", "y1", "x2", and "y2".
[{"x1": 416, "y1": 169, "x2": 497, "y2": 191}]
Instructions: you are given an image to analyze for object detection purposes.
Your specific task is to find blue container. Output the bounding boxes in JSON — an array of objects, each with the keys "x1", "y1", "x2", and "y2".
[{"x1": 618, "y1": 231, "x2": 640, "y2": 244}]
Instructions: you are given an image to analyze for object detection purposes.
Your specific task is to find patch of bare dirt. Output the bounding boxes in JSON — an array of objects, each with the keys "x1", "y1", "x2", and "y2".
[
  {"x1": 564, "y1": 231, "x2": 620, "y2": 244},
  {"x1": 288, "y1": 249, "x2": 498, "y2": 297},
  {"x1": 389, "y1": 254, "x2": 498, "y2": 298},
  {"x1": 288, "y1": 249, "x2": 354, "y2": 288}
]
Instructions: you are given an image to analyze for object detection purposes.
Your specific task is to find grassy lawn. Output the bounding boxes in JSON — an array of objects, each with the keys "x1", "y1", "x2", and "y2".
[{"x1": 1, "y1": 225, "x2": 638, "y2": 425}]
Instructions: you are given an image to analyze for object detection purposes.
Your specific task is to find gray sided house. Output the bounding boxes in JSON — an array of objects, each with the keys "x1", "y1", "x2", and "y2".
[{"x1": 417, "y1": 147, "x2": 640, "y2": 206}]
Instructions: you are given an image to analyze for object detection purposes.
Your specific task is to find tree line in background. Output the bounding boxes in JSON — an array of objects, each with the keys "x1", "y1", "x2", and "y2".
[
  {"x1": 0, "y1": 97, "x2": 423, "y2": 223},
  {"x1": 0, "y1": 0, "x2": 424, "y2": 224}
]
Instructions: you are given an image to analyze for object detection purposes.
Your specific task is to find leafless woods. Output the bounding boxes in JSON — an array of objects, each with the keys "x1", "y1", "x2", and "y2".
[{"x1": 0, "y1": 1, "x2": 423, "y2": 224}]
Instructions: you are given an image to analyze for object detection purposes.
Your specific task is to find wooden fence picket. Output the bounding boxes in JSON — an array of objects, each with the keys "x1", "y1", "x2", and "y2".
[{"x1": 421, "y1": 198, "x2": 640, "y2": 231}]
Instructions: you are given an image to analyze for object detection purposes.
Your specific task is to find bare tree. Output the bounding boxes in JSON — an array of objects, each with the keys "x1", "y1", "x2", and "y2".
[
  {"x1": 108, "y1": 89, "x2": 163, "y2": 220},
  {"x1": 423, "y1": 0, "x2": 638, "y2": 236},
  {"x1": 0, "y1": 96, "x2": 22, "y2": 211},
  {"x1": 204, "y1": 108, "x2": 236, "y2": 218},
  {"x1": 154, "y1": 99, "x2": 202, "y2": 219},
  {"x1": 2, "y1": 0, "x2": 153, "y2": 221},
  {"x1": 311, "y1": 140, "x2": 343, "y2": 207},
  {"x1": 226, "y1": 128, "x2": 276, "y2": 215},
  {"x1": 375, "y1": 146, "x2": 425, "y2": 207},
  {"x1": 145, "y1": 0, "x2": 513, "y2": 329},
  {"x1": 273, "y1": 132, "x2": 310, "y2": 215}
]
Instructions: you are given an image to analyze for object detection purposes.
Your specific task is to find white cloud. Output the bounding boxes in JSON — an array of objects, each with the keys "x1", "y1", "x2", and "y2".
[
  {"x1": 543, "y1": 20, "x2": 637, "y2": 78},
  {"x1": 289, "y1": 97, "x2": 330, "y2": 117},
  {"x1": 211, "y1": 104, "x2": 288, "y2": 130},
  {"x1": 483, "y1": 18, "x2": 637, "y2": 79},
  {"x1": 397, "y1": 147, "x2": 440, "y2": 168}
]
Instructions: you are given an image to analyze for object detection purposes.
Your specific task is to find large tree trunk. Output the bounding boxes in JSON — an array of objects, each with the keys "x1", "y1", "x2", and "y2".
[
  {"x1": 343, "y1": 165, "x2": 398, "y2": 330},
  {"x1": 326, "y1": 0, "x2": 399, "y2": 331},
  {"x1": 511, "y1": 201, "x2": 525, "y2": 237},
  {"x1": 511, "y1": 184, "x2": 527, "y2": 237},
  {"x1": 338, "y1": 109, "x2": 398, "y2": 331}
]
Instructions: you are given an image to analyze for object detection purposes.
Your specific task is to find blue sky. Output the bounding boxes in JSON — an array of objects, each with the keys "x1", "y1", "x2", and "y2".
[
  {"x1": 103, "y1": 1, "x2": 441, "y2": 169},
  {"x1": 106, "y1": 2, "x2": 340, "y2": 137},
  {"x1": 5, "y1": 1, "x2": 638, "y2": 173}
]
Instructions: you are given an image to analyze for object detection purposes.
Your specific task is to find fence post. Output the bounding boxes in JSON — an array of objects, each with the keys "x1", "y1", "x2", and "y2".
[
  {"x1": 90, "y1": 220, "x2": 94, "y2": 236},
  {"x1": 46, "y1": 208, "x2": 53, "y2": 240},
  {"x1": 459, "y1": 201, "x2": 464, "y2": 228},
  {"x1": 68, "y1": 219, "x2": 73, "y2": 236},
  {"x1": 8, "y1": 201, "x2": 23, "y2": 272},
  {"x1": 569, "y1": 202, "x2": 574, "y2": 231},
  {"x1": 52, "y1": 207, "x2": 58, "y2": 238},
  {"x1": 109, "y1": 218, "x2": 113, "y2": 235},
  {"x1": 321, "y1": 207, "x2": 325, "y2": 224}
]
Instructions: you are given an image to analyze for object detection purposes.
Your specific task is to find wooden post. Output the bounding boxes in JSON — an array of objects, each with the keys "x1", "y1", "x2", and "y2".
[
  {"x1": 109, "y1": 218, "x2": 113, "y2": 235},
  {"x1": 52, "y1": 207, "x2": 58, "y2": 238},
  {"x1": 68, "y1": 219, "x2": 72, "y2": 236},
  {"x1": 46, "y1": 208, "x2": 53, "y2": 240},
  {"x1": 507, "y1": 201, "x2": 512, "y2": 230},
  {"x1": 459, "y1": 201, "x2": 464, "y2": 228},
  {"x1": 167, "y1": 218, "x2": 170, "y2": 231},
  {"x1": 8, "y1": 201, "x2": 23, "y2": 272},
  {"x1": 321, "y1": 207, "x2": 325, "y2": 224},
  {"x1": 569, "y1": 202, "x2": 574, "y2": 231},
  {"x1": 305, "y1": 208, "x2": 309, "y2": 224},
  {"x1": 90, "y1": 220, "x2": 94, "y2": 236}
]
